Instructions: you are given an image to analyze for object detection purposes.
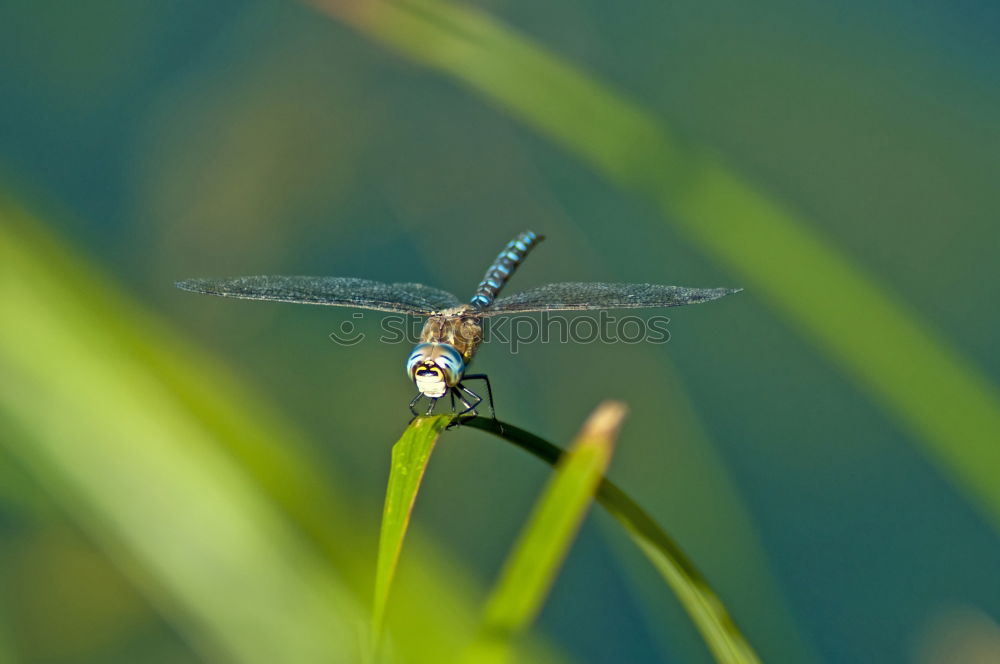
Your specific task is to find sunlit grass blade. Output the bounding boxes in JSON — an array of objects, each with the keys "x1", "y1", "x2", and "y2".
[
  {"x1": 0, "y1": 199, "x2": 366, "y2": 662},
  {"x1": 372, "y1": 414, "x2": 454, "y2": 650},
  {"x1": 307, "y1": 0, "x2": 1000, "y2": 542},
  {"x1": 464, "y1": 417, "x2": 761, "y2": 664},
  {"x1": 461, "y1": 402, "x2": 625, "y2": 664}
]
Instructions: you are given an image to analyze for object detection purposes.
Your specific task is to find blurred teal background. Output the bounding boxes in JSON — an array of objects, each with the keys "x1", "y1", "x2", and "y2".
[{"x1": 1, "y1": 1, "x2": 999, "y2": 662}]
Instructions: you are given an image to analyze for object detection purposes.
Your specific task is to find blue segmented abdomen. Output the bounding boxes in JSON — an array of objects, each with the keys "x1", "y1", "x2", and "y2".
[{"x1": 469, "y1": 231, "x2": 544, "y2": 310}]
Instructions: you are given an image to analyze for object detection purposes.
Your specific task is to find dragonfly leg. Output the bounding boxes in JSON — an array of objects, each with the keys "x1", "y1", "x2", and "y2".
[
  {"x1": 425, "y1": 397, "x2": 439, "y2": 416},
  {"x1": 453, "y1": 383, "x2": 482, "y2": 419},
  {"x1": 445, "y1": 388, "x2": 460, "y2": 429},
  {"x1": 409, "y1": 391, "x2": 423, "y2": 417},
  {"x1": 461, "y1": 373, "x2": 498, "y2": 423},
  {"x1": 456, "y1": 388, "x2": 477, "y2": 416}
]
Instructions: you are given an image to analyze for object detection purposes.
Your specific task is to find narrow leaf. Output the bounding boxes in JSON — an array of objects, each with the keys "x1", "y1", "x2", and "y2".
[
  {"x1": 0, "y1": 199, "x2": 364, "y2": 664},
  {"x1": 464, "y1": 417, "x2": 761, "y2": 664},
  {"x1": 372, "y1": 414, "x2": 454, "y2": 648},
  {"x1": 463, "y1": 402, "x2": 626, "y2": 664}
]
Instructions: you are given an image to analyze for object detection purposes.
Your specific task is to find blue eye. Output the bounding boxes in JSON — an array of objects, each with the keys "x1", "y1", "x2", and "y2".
[
  {"x1": 405, "y1": 342, "x2": 465, "y2": 386},
  {"x1": 406, "y1": 344, "x2": 430, "y2": 377}
]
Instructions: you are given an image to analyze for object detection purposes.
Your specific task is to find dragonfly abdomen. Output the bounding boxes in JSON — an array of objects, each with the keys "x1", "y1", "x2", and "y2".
[{"x1": 469, "y1": 231, "x2": 543, "y2": 310}]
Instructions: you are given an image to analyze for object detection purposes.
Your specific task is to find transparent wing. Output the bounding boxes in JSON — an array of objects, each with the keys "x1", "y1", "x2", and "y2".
[
  {"x1": 482, "y1": 282, "x2": 741, "y2": 315},
  {"x1": 175, "y1": 276, "x2": 462, "y2": 315}
]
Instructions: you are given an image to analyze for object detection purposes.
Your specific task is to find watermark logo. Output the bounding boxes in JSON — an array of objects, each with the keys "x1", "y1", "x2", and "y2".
[
  {"x1": 328, "y1": 312, "x2": 670, "y2": 352},
  {"x1": 329, "y1": 313, "x2": 367, "y2": 347}
]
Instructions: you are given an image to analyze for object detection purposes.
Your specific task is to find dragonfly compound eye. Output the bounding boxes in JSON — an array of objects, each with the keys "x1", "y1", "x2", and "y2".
[{"x1": 406, "y1": 342, "x2": 465, "y2": 398}]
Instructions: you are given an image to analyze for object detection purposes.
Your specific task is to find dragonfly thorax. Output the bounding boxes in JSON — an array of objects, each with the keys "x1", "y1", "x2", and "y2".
[
  {"x1": 407, "y1": 342, "x2": 465, "y2": 398},
  {"x1": 419, "y1": 311, "x2": 483, "y2": 360}
]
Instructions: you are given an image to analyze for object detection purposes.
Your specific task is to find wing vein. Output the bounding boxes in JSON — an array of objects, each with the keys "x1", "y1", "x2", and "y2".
[
  {"x1": 175, "y1": 276, "x2": 462, "y2": 314},
  {"x1": 482, "y1": 282, "x2": 741, "y2": 315}
]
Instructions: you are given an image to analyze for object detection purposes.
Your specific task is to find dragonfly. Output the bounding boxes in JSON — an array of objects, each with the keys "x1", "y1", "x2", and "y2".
[{"x1": 176, "y1": 231, "x2": 740, "y2": 418}]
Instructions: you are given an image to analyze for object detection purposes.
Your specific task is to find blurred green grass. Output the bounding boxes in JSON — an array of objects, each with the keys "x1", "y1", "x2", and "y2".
[{"x1": 1, "y1": 199, "x2": 364, "y2": 663}]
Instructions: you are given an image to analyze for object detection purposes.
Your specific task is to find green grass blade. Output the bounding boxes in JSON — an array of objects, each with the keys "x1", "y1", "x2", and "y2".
[
  {"x1": 308, "y1": 0, "x2": 1000, "y2": 539},
  {"x1": 462, "y1": 402, "x2": 626, "y2": 664},
  {"x1": 0, "y1": 199, "x2": 364, "y2": 663},
  {"x1": 464, "y1": 417, "x2": 761, "y2": 664},
  {"x1": 372, "y1": 414, "x2": 454, "y2": 649}
]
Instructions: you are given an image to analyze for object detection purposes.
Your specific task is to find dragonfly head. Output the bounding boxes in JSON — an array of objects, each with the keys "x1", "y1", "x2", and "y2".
[{"x1": 407, "y1": 342, "x2": 465, "y2": 398}]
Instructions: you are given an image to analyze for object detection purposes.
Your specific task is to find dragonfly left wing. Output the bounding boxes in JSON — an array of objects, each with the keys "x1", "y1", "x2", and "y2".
[
  {"x1": 175, "y1": 276, "x2": 462, "y2": 314},
  {"x1": 482, "y1": 282, "x2": 741, "y2": 315}
]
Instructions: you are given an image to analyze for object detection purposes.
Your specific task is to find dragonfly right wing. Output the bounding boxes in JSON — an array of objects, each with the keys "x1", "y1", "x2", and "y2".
[
  {"x1": 175, "y1": 276, "x2": 462, "y2": 315},
  {"x1": 483, "y1": 282, "x2": 741, "y2": 315}
]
